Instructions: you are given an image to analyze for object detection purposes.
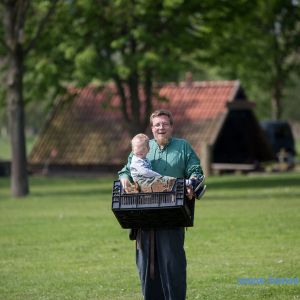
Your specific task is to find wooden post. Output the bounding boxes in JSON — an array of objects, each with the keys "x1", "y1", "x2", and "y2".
[{"x1": 201, "y1": 143, "x2": 212, "y2": 176}]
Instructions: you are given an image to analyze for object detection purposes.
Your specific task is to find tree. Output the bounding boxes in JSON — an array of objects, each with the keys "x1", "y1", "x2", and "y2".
[
  {"x1": 282, "y1": 73, "x2": 300, "y2": 121},
  {"x1": 195, "y1": 0, "x2": 300, "y2": 121},
  {"x1": 0, "y1": 0, "x2": 61, "y2": 197},
  {"x1": 58, "y1": 0, "x2": 203, "y2": 136}
]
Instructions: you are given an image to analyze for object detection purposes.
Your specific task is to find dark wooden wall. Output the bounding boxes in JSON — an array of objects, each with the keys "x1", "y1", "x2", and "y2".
[{"x1": 213, "y1": 110, "x2": 274, "y2": 164}]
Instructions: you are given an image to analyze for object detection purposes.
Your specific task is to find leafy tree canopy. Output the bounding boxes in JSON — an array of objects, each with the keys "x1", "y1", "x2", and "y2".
[
  {"x1": 42, "y1": 0, "x2": 205, "y2": 135},
  {"x1": 193, "y1": 0, "x2": 300, "y2": 120}
]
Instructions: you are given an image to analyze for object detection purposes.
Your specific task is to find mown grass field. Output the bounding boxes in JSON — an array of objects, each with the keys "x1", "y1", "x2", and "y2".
[{"x1": 0, "y1": 173, "x2": 300, "y2": 300}]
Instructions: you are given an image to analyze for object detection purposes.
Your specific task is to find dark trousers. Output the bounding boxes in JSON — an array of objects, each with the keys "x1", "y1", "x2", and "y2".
[{"x1": 136, "y1": 227, "x2": 186, "y2": 300}]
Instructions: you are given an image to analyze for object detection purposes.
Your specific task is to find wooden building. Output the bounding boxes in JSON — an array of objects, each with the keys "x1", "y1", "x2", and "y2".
[{"x1": 28, "y1": 80, "x2": 274, "y2": 176}]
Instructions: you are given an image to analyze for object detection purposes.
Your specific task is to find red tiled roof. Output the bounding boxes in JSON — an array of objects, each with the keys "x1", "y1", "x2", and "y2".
[{"x1": 28, "y1": 80, "x2": 243, "y2": 166}]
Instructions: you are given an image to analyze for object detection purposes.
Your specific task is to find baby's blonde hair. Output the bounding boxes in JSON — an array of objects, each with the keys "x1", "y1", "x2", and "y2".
[{"x1": 131, "y1": 133, "x2": 150, "y2": 148}]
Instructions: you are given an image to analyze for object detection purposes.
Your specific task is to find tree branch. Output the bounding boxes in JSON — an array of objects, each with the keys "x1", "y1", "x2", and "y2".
[
  {"x1": 24, "y1": 0, "x2": 61, "y2": 55},
  {"x1": 13, "y1": 0, "x2": 25, "y2": 40},
  {"x1": 21, "y1": 0, "x2": 31, "y2": 28},
  {"x1": 114, "y1": 73, "x2": 130, "y2": 125},
  {"x1": 12, "y1": 0, "x2": 31, "y2": 45},
  {"x1": 143, "y1": 68, "x2": 152, "y2": 132},
  {"x1": 95, "y1": 40, "x2": 131, "y2": 125}
]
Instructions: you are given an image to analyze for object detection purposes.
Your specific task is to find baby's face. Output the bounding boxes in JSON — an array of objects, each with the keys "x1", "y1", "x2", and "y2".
[{"x1": 132, "y1": 141, "x2": 150, "y2": 159}]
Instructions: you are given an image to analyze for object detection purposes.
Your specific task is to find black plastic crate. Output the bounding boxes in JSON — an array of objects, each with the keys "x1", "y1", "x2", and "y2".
[{"x1": 111, "y1": 178, "x2": 195, "y2": 229}]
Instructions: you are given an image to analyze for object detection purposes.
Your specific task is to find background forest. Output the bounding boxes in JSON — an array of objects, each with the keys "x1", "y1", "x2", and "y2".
[
  {"x1": 1, "y1": 0, "x2": 300, "y2": 133},
  {"x1": 0, "y1": 0, "x2": 300, "y2": 196}
]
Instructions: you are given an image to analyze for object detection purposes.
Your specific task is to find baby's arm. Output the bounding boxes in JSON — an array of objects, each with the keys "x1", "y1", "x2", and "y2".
[{"x1": 132, "y1": 157, "x2": 161, "y2": 178}]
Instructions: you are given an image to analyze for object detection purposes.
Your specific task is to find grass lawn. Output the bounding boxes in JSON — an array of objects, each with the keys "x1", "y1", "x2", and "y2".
[{"x1": 0, "y1": 173, "x2": 300, "y2": 299}]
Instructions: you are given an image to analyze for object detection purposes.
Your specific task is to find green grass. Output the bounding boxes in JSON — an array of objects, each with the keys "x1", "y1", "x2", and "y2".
[
  {"x1": 0, "y1": 173, "x2": 300, "y2": 299},
  {"x1": 0, "y1": 136, "x2": 36, "y2": 160}
]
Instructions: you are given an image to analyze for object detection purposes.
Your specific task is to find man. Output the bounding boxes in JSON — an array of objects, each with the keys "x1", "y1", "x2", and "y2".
[{"x1": 118, "y1": 109, "x2": 203, "y2": 300}]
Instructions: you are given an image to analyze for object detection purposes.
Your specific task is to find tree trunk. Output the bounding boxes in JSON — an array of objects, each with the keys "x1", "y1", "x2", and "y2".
[
  {"x1": 115, "y1": 70, "x2": 152, "y2": 137},
  {"x1": 142, "y1": 69, "x2": 152, "y2": 132},
  {"x1": 271, "y1": 79, "x2": 283, "y2": 121},
  {"x1": 2, "y1": 0, "x2": 59, "y2": 197},
  {"x1": 6, "y1": 49, "x2": 29, "y2": 197},
  {"x1": 113, "y1": 74, "x2": 130, "y2": 129},
  {"x1": 128, "y1": 70, "x2": 141, "y2": 137}
]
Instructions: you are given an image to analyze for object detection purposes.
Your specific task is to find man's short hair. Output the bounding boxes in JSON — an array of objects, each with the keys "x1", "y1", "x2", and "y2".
[
  {"x1": 131, "y1": 133, "x2": 150, "y2": 147},
  {"x1": 150, "y1": 109, "x2": 174, "y2": 126}
]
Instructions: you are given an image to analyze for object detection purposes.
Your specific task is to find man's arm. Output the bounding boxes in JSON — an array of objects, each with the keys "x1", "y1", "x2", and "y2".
[
  {"x1": 118, "y1": 152, "x2": 134, "y2": 188},
  {"x1": 184, "y1": 141, "x2": 203, "y2": 200},
  {"x1": 185, "y1": 142, "x2": 203, "y2": 179}
]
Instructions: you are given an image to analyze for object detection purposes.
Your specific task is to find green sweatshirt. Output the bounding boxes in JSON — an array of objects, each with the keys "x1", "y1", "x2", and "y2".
[{"x1": 118, "y1": 137, "x2": 203, "y2": 183}]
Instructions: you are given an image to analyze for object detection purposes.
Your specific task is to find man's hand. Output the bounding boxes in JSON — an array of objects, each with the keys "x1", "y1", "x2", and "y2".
[
  {"x1": 120, "y1": 178, "x2": 131, "y2": 189},
  {"x1": 186, "y1": 176, "x2": 198, "y2": 200},
  {"x1": 186, "y1": 186, "x2": 194, "y2": 200}
]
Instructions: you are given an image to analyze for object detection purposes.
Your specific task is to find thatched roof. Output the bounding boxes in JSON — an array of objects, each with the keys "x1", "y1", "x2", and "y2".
[{"x1": 28, "y1": 80, "x2": 255, "y2": 167}]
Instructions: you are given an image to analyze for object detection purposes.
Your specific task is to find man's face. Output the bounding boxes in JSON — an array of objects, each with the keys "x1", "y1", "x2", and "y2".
[
  {"x1": 151, "y1": 115, "x2": 173, "y2": 146},
  {"x1": 132, "y1": 140, "x2": 150, "y2": 159}
]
